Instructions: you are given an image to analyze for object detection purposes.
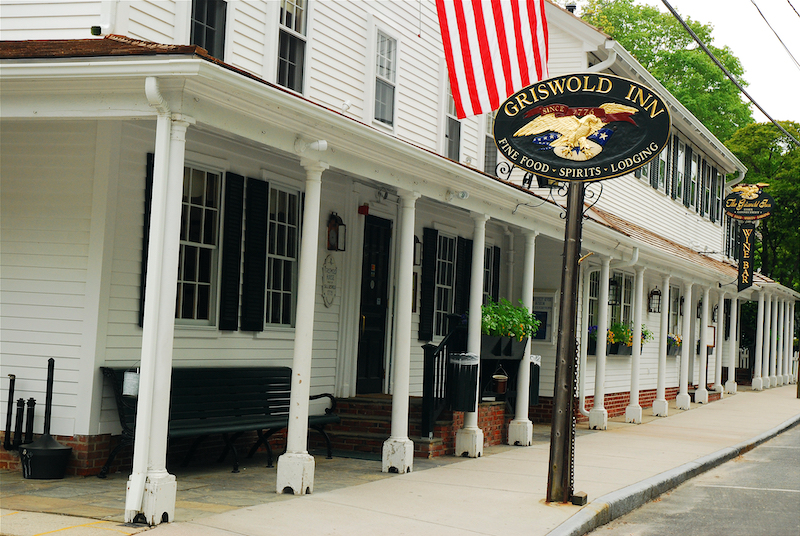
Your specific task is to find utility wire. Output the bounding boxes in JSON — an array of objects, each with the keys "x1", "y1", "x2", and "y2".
[
  {"x1": 751, "y1": 0, "x2": 800, "y2": 71},
  {"x1": 661, "y1": 0, "x2": 800, "y2": 147},
  {"x1": 788, "y1": 0, "x2": 800, "y2": 19}
]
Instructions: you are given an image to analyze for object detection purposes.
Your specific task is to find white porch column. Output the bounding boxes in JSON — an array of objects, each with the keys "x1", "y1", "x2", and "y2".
[
  {"x1": 776, "y1": 298, "x2": 785, "y2": 386},
  {"x1": 713, "y1": 291, "x2": 725, "y2": 393},
  {"x1": 589, "y1": 256, "x2": 610, "y2": 430},
  {"x1": 752, "y1": 290, "x2": 765, "y2": 390},
  {"x1": 783, "y1": 300, "x2": 791, "y2": 384},
  {"x1": 725, "y1": 295, "x2": 739, "y2": 394},
  {"x1": 762, "y1": 294, "x2": 772, "y2": 388},
  {"x1": 508, "y1": 230, "x2": 537, "y2": 446},
  {"x1": 455, "y1": 212, "x2": 488, "y2": 458},
  {"x1": 788, "y1": 301, "x2": 796, "y2": 384},
  {"x1": 676, "y1": 282, "x2": 693, "y2": 409},
  {"x1": 626, "y1": 266, "x2": 645, "y2": 423},
  {"x1": 769, "y1": 294, "x2": 778, "y2": 387},
  {"x1": 276, "y1": 157, "x2": 328, "y2": 495},
  {"x1": 653, "y1": 274, "x2": 671, "y2": 416},
  {"x1": 695, "y1": 286, "x2": 710, "y2": 404},
  {"x1": 382, "y1": 190, "x2": 420, "y2": 474}
]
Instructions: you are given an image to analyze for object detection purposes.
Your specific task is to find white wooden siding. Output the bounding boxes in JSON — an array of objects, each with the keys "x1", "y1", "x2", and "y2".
[
  {"x1": 0, "y1": 120, "x2": 97, "y2": 437},
  {"x1": 125, "y1": 0, "x2": 178, "y2": 44},
  {"x1": 0, "y1": 0, "x2": 102, "y2": 39}
]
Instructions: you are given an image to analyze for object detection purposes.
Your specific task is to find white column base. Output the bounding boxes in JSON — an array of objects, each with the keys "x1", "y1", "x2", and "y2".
[
  {"x1": 652, "y1": 399, "x2": 669, "y2": 416},
  {"x1": 126, "y1": 472, "x2": 176, "y2": 526},
  {"x1": 276, "y1": 452, "x2": 315, "y2": 495},
  {"x1": 588, "y1": 408, "x2": 607, "y2": 430},
  {"x1": 775, "y1": 375, "x2": 785, "y2": 386},
  {"x1": 675, "y1": 393, "x2": 691, "y2": 410},
  {"x1": 751, "y1": 377, "x2": 764, "y2": 390},
  {"x1": 712, "y1": 383, "x2": 724, "y2": 393},
  {"x1": 625, "y1": 404, "x2": 642, "y2": 424},
  {"x1": 507, "y1": 419, "x2": 533, "y2": 446},
  {"x1": 763, "y1": 376, "x2": 772, "y2": 388},
  {"x1": 725, "y1": 380, "x2": 737, "y2": 394},
  {"x1": 382, "y1": 437, "x2": 414, "y2": 474},
  {"x1": 783, "y1": 374, "x2": 792, "y2": 384},
  {"x1": 770, "y1": 375, "x2": 778, "y2": 387},
  {"x1": 455, "y1": 427, "x2": 484, "y2": 458},
  {"x1": 694, "y1": 388, "x2": 709, "y2": 404}
]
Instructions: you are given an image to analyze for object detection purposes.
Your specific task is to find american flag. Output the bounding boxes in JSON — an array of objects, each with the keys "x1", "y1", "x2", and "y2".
[{"x1": 436, "y1": 0, "x2": 549, "y2": 119}]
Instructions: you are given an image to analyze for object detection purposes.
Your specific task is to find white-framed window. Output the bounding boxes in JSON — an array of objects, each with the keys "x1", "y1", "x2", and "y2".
[
  {"x1": 445, "y1": 82, "x2": 461, "y2": 161},
  {"x1": 483, "y1": 245, "x2": 495, "y2": 304},
  {"x1": 689, "y1": 153, "x2": 699, "y2": 210},
  {"x1": 374, "y1": 30, "x2": 397, "y2": 127},
  {"x1": 725, "y1": 217, "x2": 741, "y2": 261},
  {"x1": 609, "y1": 272, "x2": 634, "y2": 325},
  {"x1": 484, "y1": 112, "x2": 498, "y2": 175},
  {"x1": 277, "y1": 0, "x2": 307, "y2": 93},
  {"x1": 702, "y1": 161, "x2": 712, "y2": 217},
  {"x1": 588, "y1": 270, "x2": 599, "y2": 329},
  {"x1": 636, "y1": 156, "x2": 650, "y2": 182},
  {"x1": 675, "y1": 140, "x2": 685, "y2": 202},
  {"x1": 177, "y1": 165, "x2": 221, "y2": 323},
  {"x1": 669, "y1": 285, "x2": 681, "y2": 334},
  {"x1": 658, "y1": 147, "x2": 668, "y2": 191},
  {"x1": 434, "y1": 233, "x2": 457, "y2": 337},
  {"x1": 712, "y1": 168, "x2": 722, "y2": 224},
  {"x1": 191, "y1": 0, "x2": 227, "y2": 59},
  {"x1": 265, "y1": 185, "x2": 300, "y2": 326}
]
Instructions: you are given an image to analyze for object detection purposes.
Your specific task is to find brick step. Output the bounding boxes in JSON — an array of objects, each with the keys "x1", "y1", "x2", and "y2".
[
  {"x1": 331, "y1": 417, "x2": 392, "y2": 435},
  {"x1": 326, "y1": 430, "x2": 387, "y2": 454}
]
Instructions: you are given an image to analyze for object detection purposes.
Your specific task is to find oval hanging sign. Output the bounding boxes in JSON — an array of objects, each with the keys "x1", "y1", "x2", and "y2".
[
  {"x1": 494, "y1": 73, "x2": 672, "y2": 182},
  {"x1": 724, "y1": 185, "x2": 775, "y2": 220}
]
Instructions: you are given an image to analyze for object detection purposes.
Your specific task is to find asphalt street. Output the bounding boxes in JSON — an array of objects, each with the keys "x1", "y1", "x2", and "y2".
[{"x1": 587, "y1": 422, "x2": 800, "y2": 536}]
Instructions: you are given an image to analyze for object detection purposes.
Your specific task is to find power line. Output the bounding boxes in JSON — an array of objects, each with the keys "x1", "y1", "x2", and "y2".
[
  {"x1": 660, "y1": 0, "x2": 800, "y2": 147},
  {"x1": 751, "y1": 0, "x2": 800, "y2": 71},
  {"x1": 788, "y1": 0, "x2": 800, "y2": 19}
]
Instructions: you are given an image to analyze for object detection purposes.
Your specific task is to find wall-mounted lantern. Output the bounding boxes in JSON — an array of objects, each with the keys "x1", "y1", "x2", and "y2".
[
  {"x1": 413, "y1": 235, "x2": 422, "y2": 266},
  {"x1": 697, "y1": 299, "x2": 703, "y2": 319},
  {"x1": 327, "y1": 212, "x2": 346, "y2": 251},
  {"x1": 711, "y1": 305, "x2": 719, "y2": 323},
  {"x1": 648, "y1": 287, "x2": 662, "y2": 313},
  {"x1": 679, "y1": 296, "x2": 685, "y2": 316}
]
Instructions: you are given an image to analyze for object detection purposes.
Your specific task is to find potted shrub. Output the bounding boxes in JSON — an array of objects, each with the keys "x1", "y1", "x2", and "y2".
[
  {"x1": 667, "y1": 333, "x2": 682, "y2": 355},
  {"x1": 480, "y1": 298, "x2": 541, "y2": 359}
]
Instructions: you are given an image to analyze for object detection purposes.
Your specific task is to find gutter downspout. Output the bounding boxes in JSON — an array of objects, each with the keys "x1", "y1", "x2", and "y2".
[
  {"x1": 125, "y1": 77, "x2": 171, "y2": 520},
  {"x1": 587, "y1": 40, "x2": 617, "y2": 73}
]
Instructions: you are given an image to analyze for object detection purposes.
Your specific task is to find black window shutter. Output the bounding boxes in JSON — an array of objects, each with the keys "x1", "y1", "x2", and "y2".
[
  {"x1": 240, "y1": 178, "x2": 268, "y2": 331},
  {"x1": 418, "y1": 227, "x2": 439, "y2": 341},
  {"x1": 670, "y1": 135, "x2": 679, "y2": 199},
  {"x1": 683, "y1": 146, "x2": 692, "y2": 207},
  {"x1": 650, "y1": 158, "x2": 659, "y2": 189},
  {"x1": 139, "y1": 153, "x2": 155, "y2": 328},
  {"x1": 453, "y1": 237, "x2": 473, "y2": 316},
  {"x1": 491, "y1": 245, "x2": 501, "y2": 301},
  {"x1": 218, "y1": 173, "x2": 245, "y2": 330}
]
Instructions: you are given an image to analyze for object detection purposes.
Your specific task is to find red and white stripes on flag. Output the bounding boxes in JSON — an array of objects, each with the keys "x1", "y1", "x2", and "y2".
[{"x1": 436, "y1": 0, "x2": 549, "y2": 119}]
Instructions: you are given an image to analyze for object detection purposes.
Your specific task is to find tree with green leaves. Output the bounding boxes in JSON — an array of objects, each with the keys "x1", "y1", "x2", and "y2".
[
  {"x1": 580, "y1": 0, "x2": 753, "y2": 141},
  {"x1": 725, "y1": 121, "x2": 800, "y2": 292}
]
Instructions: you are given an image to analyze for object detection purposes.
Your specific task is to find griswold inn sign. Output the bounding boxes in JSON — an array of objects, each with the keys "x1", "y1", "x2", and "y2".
[
  {"x1": 724, "y1": 184, "x2": 776, "y2": 292},
  {"x1": 494, "y1": 73, "x2": 671, "y2": 505}
]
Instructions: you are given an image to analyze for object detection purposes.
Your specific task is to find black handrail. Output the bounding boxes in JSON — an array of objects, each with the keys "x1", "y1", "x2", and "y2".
[{"x1": 420, "y1": 316, "x2": 466, "y2": 439}]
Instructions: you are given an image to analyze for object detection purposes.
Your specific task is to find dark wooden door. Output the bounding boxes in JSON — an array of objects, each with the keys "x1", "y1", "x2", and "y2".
[{"x1": 356, "y1": 215, "x2": 392, "y2": 394}]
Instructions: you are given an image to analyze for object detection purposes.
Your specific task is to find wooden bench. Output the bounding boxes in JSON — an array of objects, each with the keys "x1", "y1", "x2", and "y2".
[{"x1": 98, "y1": 366, "x2": 339, "y2": 477}]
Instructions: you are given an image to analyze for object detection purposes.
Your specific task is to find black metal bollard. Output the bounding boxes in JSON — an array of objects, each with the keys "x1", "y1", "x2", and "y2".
[
  {"x1": 24, "y1": 398, "x2": 36, "y2": 445},
  {"x1": 12, "y1": 399, "x2": 25, "y2": 449}
]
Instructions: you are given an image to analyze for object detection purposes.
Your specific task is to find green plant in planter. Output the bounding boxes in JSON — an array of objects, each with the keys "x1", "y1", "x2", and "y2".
[
  {"x1": 481, "y1": 298, "x2": 541, "y2": 341},
  {"x1": 634, "y1": 324, "x2": 654, "y2": 346},
  {"x1": 607, "y1": 322, "x2": 630, "y2": 345},
  {"x1": 667, "y1": 333, "x2": 682, "y2": 346}
]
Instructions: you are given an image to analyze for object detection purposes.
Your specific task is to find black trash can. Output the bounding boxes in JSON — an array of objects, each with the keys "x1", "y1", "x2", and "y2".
[{"x1": 449, "y1": 352, "x2": 479, "y2": 412}]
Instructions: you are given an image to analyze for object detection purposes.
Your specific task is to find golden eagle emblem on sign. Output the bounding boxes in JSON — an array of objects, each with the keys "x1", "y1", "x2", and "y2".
[
  {"x1": 513, "y1": 103, "x2": 639, "y2": 162},
  {"x1": 731, "y1": 183, "x2": 770, "y2": 200}
]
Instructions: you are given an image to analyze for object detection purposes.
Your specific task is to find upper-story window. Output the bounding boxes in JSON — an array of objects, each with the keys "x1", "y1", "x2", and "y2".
[
  {"x1": 278, "y1": 0, "x2": 307, "y2": 93},
  {"x1": 701, "y1": 161, "x2": 712, "y2": 217},
  {"x1": 657, "y1": 147, "x2": 668, "y2": 191},
  {"x1": 177, "y1": 165, "x2": 221, "y2": 323},
  {"x1": 374, "y1": 30, "x2": 397, "y2": 127},
  {"x1": 191, "y1": 0, "x2": 227, "y2": 59},
  {"x1": 675, "y1": 140, "x2": 685, "y2": 203},
  {"x1": 725, "y1": 217, "x2": 741, "y2": 260},
  {"x1": 669, "y1": 285, "x2": 680, "y2": 334},
  {"x1": 689, "y1": 153, "x2": 699, "y2": 210},
  {"x1": 484, "y1": 113, "x2": 498, "y2": 175},
  {"x1": 445, "y1": 84, "x2": 461, "y2": 161}
]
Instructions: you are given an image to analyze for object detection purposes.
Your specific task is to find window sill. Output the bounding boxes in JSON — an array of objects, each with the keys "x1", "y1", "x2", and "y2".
[{"x1": 174, "y1": 325, "x2": 219, "y2": 338}]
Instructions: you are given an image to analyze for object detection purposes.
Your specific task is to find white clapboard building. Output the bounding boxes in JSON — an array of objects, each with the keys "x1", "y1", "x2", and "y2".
[{"x1": 1, "y1": 0, "x2": 797, "y2": 524}]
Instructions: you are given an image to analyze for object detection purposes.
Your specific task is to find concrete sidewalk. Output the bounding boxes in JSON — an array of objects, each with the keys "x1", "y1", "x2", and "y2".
[
  {"x1": 150, "y1": 385, "x2": 799, "y2": 536},
  {"x1": 2, "y1": 385, "x2": 798, "y2": 536}
]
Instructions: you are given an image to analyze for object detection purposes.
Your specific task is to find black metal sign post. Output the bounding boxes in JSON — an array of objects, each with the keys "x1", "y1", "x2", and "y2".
[
  {"x1": 546, "y1": 181, "x2": 584, "y2": 503},
  {"x1": 494, "y1": 73, "x2": 671, "y2": 504}
]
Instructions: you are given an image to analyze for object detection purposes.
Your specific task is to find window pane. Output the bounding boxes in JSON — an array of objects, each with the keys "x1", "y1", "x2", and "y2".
[
  {"x1": 198, "y1": 247, "x2": 212, "y2": 283},
  {"x1": 197, "y1": 285, "x2": 210, "y2": 320},
  {"x1": 375, "y1": 79, "x2": 394, "y2": 125},
  {"x1": 447, "y1": 117, "x2": 460, "y2": 161},
  {"x1": 280, "y1": 0, "x2": 306, "y2": 35},
  {"x1": 182, "y1": 284, "x2": 195, "y2": 319},
  {"x1": 278, "y1": 30, "x2": 305, "y2": 93}
]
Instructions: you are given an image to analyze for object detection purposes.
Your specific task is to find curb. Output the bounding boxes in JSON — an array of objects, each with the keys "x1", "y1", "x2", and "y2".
[{"x1": 546, "y1": 413, "x2": 800, "y2": 536}]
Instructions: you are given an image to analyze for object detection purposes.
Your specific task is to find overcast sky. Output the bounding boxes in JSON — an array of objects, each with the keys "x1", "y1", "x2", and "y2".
[{"x1": 646, "y1": 0, "x2": 800, "y2": 124}]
